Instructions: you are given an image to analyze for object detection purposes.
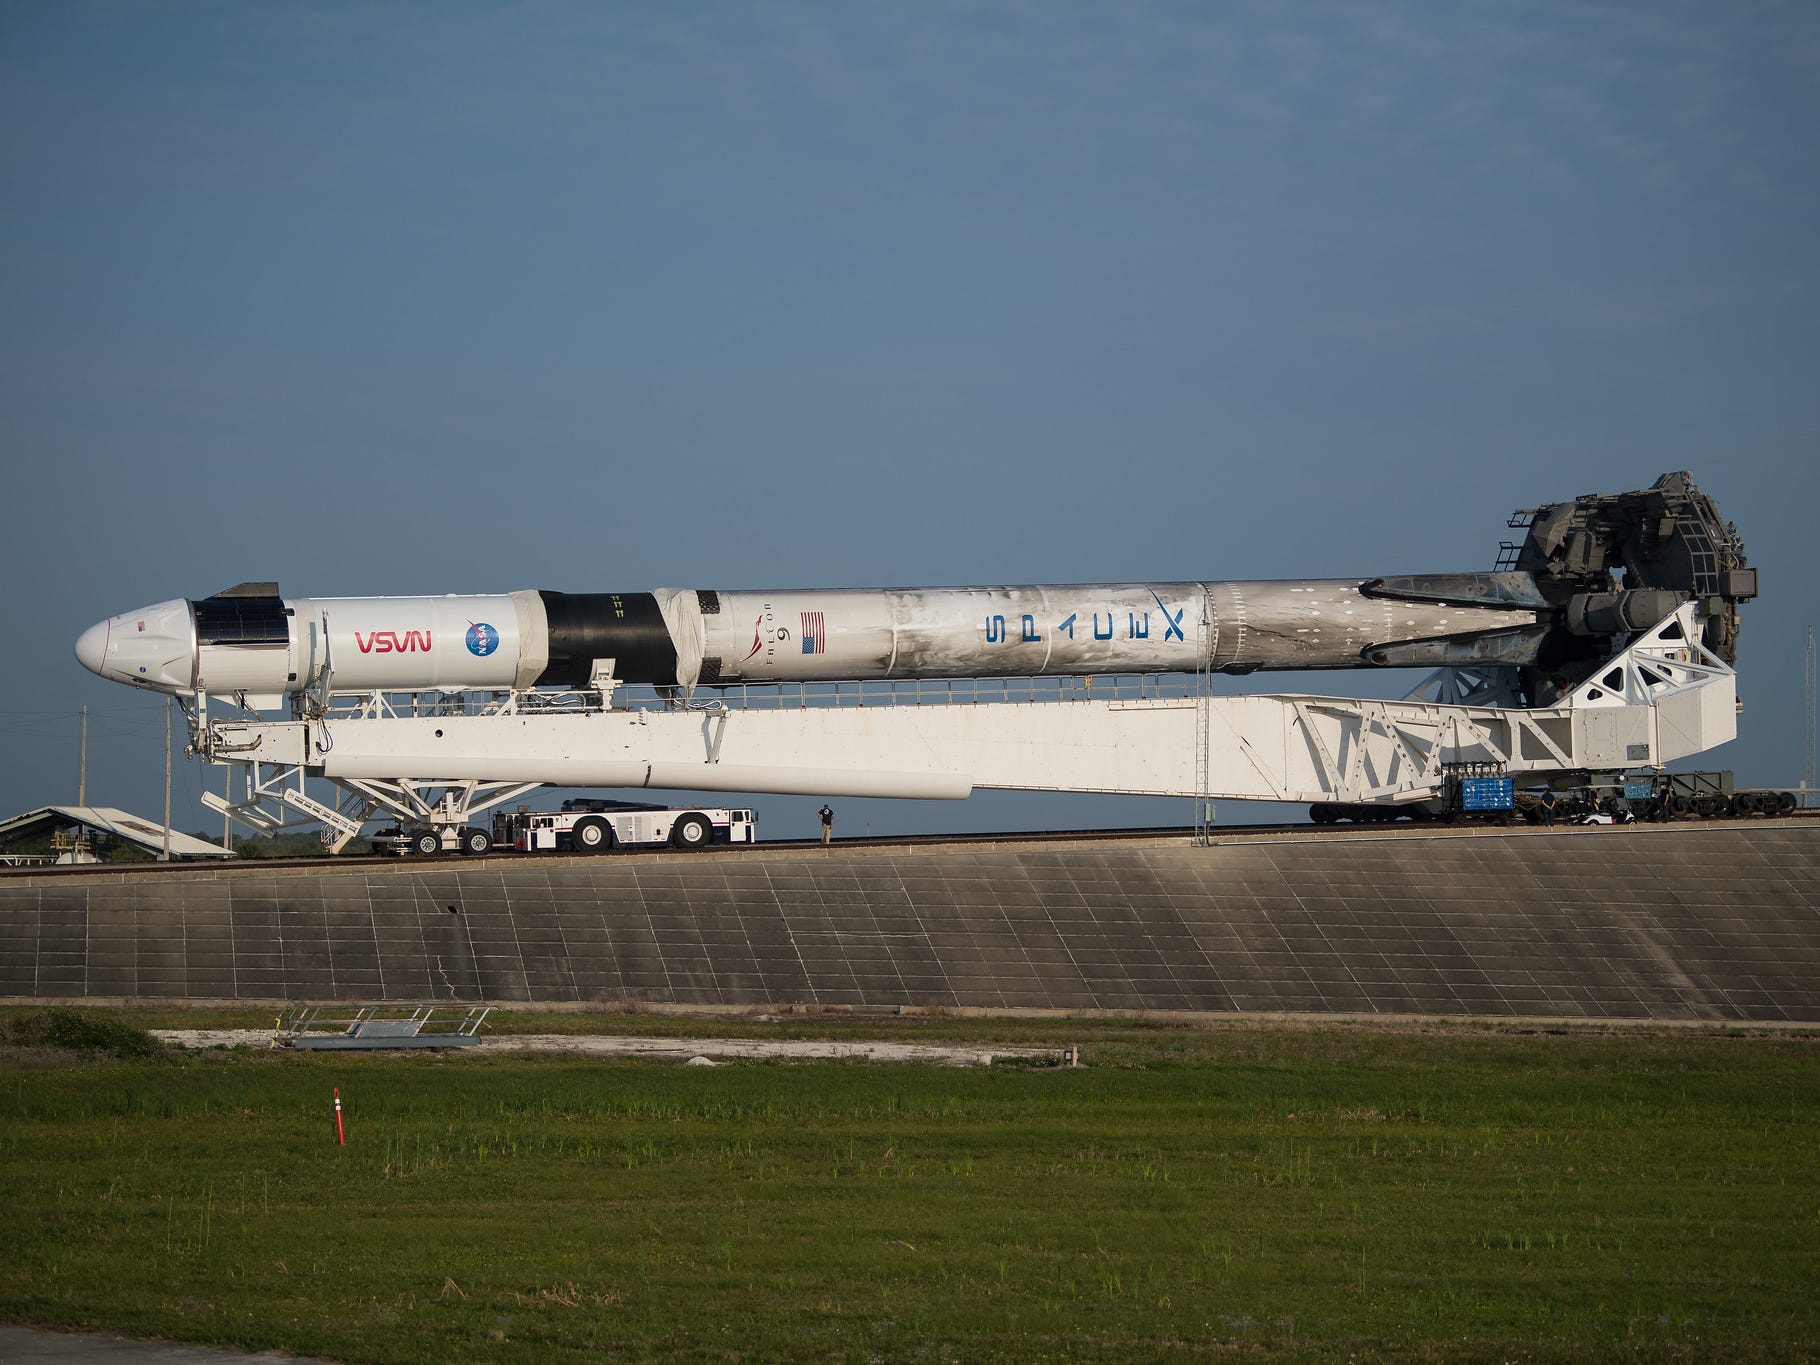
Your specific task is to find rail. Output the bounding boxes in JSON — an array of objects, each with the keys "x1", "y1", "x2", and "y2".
[
  {"x1": 327, "y1": 671, "x2": 1217, "y2": 723},
  {"x1": 666, "y1": 673, "x2": 1205, "y2": 709}
]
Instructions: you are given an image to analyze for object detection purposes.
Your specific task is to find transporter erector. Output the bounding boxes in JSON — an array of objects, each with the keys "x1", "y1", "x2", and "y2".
[{"x1": 74, "y1": 472, "x2": 1756, "y2": 849}]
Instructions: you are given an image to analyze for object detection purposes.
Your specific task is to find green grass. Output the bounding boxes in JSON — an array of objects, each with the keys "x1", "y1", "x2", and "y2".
[
  {"x1": 0, "y1": 1007, "x2": 166, "y2": 1058},
  {"x1": 3, "y1": 1016, "x2": 1818, "y2": 1362}
]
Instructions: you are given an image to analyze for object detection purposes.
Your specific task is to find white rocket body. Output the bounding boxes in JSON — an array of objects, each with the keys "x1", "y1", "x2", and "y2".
[
  {"x1": 694, "y1": 582, "x2": 1519, "y2": 681},
  {"x1": 75, "y1": 593, "x2": 537, "y2": 704},
  {"x1": 75, "y1": 577, "x2": 1550, "y2": 705}
]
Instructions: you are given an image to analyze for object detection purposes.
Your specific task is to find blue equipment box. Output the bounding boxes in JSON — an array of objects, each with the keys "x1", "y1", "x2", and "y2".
[{"x1": 1461, "y1": 777, "x2": 1514, "y2": 810}]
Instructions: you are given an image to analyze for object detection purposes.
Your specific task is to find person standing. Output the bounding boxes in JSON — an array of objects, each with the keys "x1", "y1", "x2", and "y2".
[
  {"x1": 1539, "y1": 790, "x2": 1556, "y2": 827},
  {"x1": 818, "y1": 803, "x2": 834, "y2": 845}
]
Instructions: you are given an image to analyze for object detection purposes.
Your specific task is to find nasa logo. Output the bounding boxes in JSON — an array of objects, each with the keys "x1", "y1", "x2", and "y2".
[{"x1": 466, "y1": 622, "x2": 500, "y2": 657}]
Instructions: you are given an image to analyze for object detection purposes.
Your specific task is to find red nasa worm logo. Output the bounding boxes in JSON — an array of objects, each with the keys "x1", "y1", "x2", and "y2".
[{"x1": 354, "y1": 630, "x2": 431, "y2": 654}]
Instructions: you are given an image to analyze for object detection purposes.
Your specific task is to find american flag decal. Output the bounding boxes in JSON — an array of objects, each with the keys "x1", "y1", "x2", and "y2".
[{"x1": 801, "y1": 611, "x2": 826, "y2": 655}]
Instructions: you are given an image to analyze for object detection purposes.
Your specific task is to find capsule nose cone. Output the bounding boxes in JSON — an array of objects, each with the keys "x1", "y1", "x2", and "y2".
[
  {"x1": 75, "y1": 619, "x2": 111, "y2": 677},
  {"x1": 74, "y1": 599, "x2": 196, "y2": 692}
]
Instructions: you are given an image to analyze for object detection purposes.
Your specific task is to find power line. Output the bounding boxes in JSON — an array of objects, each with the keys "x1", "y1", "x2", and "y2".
[
  {"x1": 0, "y1": 711, "x2": 169, "y2": 738},
  {"x1": 0, "y1": 706, "x2": 165, "y2": 717}
]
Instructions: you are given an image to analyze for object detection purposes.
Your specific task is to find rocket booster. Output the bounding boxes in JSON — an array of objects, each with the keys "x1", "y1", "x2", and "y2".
[
  {"x1": 76, "y1": 574, "x2": 1569, "y2": 704},
  {"x1": 71, "y1": 473, "x2": 1757, "y2": 712}
]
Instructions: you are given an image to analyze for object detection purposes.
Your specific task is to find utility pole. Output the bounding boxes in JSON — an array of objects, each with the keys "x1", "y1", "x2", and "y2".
[
  {"x1": 1806, "y1": 627, "x2": 1816, "y2": 810},
  {"x1": 162, "y1": 698, "x2": 173, "y2": 862},
  {"x1": 77, "y1": 706, "x2": 88, "y2": 806}
]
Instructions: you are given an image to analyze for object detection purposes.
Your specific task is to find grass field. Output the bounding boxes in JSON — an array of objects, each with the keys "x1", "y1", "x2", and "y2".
[{"x1": 3, "y1": 1011, "x2": 1818, "y2": 1362}]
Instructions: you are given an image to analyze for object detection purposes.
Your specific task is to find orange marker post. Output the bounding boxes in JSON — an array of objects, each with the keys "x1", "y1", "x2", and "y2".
[{"x1": 333, "y1": 1087, "x2": 346, "y2": 1146}]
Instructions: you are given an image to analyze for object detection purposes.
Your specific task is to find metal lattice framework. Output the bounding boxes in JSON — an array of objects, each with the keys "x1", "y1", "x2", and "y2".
[{"x1": 189, "y1": 604, "x2": 1735, "y2": 848}]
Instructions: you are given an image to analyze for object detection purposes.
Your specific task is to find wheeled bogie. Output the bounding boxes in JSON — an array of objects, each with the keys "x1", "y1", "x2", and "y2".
[{"x1": 500, "y1": 800, "x2": 755, "y2": 855}]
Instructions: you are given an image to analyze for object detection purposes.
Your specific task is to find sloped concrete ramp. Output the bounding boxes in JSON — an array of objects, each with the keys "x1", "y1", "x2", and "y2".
[{"x1": 2, "y1": 825, "x2": 1817, "y2": 1021}]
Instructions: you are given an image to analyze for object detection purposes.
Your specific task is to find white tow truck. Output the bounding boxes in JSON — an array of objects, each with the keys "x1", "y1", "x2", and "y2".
[
  {"x1": 371, "y1": 799, "x2": 755, "y2": 856},
  {"x1": 501, "y1": 798, "x2": 756, "y2": 854}
]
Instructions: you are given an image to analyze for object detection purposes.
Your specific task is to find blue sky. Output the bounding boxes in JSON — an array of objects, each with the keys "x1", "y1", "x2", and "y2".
[{"x1": 3, "y1": 1, "x2": 1817, "y2": 841}]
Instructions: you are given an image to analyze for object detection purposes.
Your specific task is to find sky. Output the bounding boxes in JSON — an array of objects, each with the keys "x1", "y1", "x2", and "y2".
[{"x1": 2, "y1": 1, "x2": 1817, "y2": 844}]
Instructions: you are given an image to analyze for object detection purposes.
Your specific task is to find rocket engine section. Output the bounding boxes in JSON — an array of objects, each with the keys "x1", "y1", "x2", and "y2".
[{"x1": 1507, "y1": 470, "x2": 1756, "y2": 666}]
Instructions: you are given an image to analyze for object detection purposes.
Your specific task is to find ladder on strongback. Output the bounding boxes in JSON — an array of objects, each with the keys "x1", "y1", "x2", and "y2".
[
  {"x1": 1194, "y1": 585, "x2": 1215, "y2": 846},
  {"x1": 1494, "y1": 508, "x2": 1537, "y2": 572},
  {"x1": 1679, "y1": 515, "x2": 1720, "y2": 598},
  {"x1": 273, "y1": 1004, "x2": 492, "y2": 1050}
]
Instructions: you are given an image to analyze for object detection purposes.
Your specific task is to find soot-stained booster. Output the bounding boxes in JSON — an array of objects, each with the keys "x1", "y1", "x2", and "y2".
[{"x1": 72, "y1": 474, "x2": 1758, "y2": 707}]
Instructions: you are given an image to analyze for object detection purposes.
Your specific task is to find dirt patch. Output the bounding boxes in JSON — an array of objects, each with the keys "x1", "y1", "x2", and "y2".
[{"x1": 151, "y1": 1029, "x2": 1068, "y2": 1067}]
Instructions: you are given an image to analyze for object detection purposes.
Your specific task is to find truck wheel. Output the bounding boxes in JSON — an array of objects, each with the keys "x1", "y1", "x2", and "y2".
[
  {"x1": 671, "y1": 813, "x2": 713, "y2": 849},
  {"x1": 459, "y1": 827, "x2": 492, "y2": 856},
  {"x1": 1775, "y1": 791, "x2": 1798, "y2": 815},
  {"x1": 412, "y1": 829, "x2": 443, "y2": 857},
  {"x1": 572, "y1": 817, "x2": 611, "y2": 853}
]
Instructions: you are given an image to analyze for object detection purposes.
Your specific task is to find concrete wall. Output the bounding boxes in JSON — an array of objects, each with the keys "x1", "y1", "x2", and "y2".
[{"x1": 2, "y1": 824, "x2": 1816, "y2": 1020}]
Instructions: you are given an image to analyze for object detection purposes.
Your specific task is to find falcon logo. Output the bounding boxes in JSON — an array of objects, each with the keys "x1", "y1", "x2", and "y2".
[{"x1": 741, "y1": 604, "x2": 789, "y2": 665}]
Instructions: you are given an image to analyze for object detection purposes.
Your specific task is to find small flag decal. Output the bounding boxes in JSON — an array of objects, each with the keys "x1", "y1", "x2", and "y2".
[{"x1": 801, "y1": 611, "x2": 826, "y2": 655}]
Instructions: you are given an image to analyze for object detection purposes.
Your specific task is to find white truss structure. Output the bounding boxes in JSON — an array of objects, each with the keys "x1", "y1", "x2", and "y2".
[{"x1": 186, "y1": 605, "x2": 1735, "y2": 850}]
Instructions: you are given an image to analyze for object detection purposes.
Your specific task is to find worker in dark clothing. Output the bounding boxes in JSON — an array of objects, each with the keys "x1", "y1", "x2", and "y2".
[
  {"x1": 818, "y1": 803, "x2": 834, "y2": 845},
  {"x1": 1539, "y1": 790, "x2": 1557, "y2": 827}
]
